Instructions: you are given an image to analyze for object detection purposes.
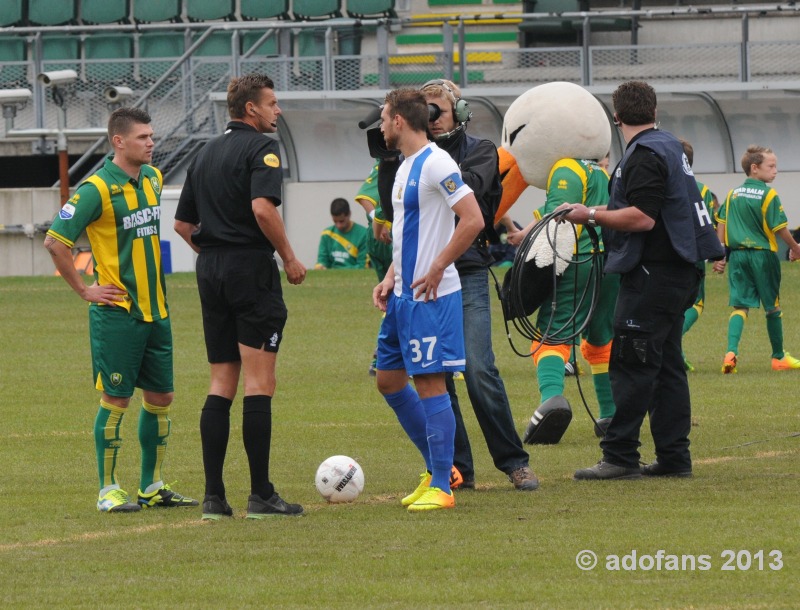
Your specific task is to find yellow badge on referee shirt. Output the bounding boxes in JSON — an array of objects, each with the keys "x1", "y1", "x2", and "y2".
[{"x1": 264, "y1": 153, "x2": 280, "y2": 168}]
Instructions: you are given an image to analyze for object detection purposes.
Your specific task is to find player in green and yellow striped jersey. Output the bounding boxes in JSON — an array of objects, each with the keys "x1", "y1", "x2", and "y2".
[
  {"x1": 45, "y1": 107, "x2": 197, "y2": 513},
  {"x1": 713, "y1": 145, "x2": 800, "y2": 374}
]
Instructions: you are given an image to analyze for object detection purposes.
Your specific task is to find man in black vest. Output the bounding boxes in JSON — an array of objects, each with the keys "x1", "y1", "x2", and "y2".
[{"x1": 555, "y1": 80, "x2": 723, "y2": 480}]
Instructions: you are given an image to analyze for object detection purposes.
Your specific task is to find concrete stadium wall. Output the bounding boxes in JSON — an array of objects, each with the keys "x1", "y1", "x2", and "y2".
[{"x1": 4, "y1": 171, "x2": 800, "y2": 277}]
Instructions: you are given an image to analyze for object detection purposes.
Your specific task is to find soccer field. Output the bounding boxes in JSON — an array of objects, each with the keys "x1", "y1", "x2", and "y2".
[{"x1": 0, "y1": 267, "x2": 797, "y2": 608}]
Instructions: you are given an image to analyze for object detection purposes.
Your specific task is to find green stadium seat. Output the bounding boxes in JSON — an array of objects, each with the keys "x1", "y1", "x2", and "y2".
[
  {"x1": 138, "y1": 31, "x2": 186, "y2": 80},
  {"x1": 29, "y1": 0, "x2": 77, "y2": 26},
  {"x1": 41, "y1": 35, "x2": 81, "y2": 72},
  {"x1": 292, "y1": 0, "x2": 342, "y2": 20},
  {"x1": 346, "y1": 0, "x2": 396, "y2": 18},
  {"x1": 84, "y1": 34, "x2": 134, "y2": 82},
  {"x1": 0, "y1": 1, "x2": 24, "y2": 27},
  {"x1": 133, "y1": 0, "x2": 181, "y2": 23},
  {"x1": 0, "y1": 35, "x2": 27, "y2": 85},
  {"x1": 192, "y1": 32, "x2": 236, "y2": 57},
  {"x1": 241, "y1": 0, "x2": 290, "y2": 20},
  {"x1": 186, "y1": 0, "x2": 235, "y2": 22},
  {"x1": 81, "y1": 0, "x2": 129, "y2": 24},
  {"x1": 242, "y1": 31, "x2": 279, "y2": 56}
]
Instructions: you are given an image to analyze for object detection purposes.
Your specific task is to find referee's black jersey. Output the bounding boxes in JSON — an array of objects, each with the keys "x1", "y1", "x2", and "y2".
[{"x1": 176, "y1": 121, "x2": 283, "y2": 250}]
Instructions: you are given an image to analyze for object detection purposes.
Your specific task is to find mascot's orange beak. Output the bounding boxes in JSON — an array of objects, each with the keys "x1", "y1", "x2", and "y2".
[{"x1": 496, "y1": 147, "x2": 528, "y2": 223}]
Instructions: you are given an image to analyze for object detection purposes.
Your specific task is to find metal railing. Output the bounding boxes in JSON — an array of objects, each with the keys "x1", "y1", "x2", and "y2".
[{"x1": 0, "y1": 3, "x2": 797, "y2": 181}]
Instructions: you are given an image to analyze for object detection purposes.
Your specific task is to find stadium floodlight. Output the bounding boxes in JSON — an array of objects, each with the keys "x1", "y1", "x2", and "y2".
[
  {"x1": 103, "y1": 86, "x2": 133, "y2": 104},
  {"x1": 37, "y1": 70, "x2": 78, "y2": 87}
]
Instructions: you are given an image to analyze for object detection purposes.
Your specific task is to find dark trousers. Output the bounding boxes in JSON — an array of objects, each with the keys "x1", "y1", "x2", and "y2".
[
  {"x1": 601, "y1": 263, "x2": 701, "y2": 470},
  {"x1": 448, "y1": 268, "x2": 530, "y2": 480}
]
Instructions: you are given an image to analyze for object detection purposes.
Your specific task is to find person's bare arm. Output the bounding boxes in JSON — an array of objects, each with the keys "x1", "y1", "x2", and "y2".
[
  {"x1": 174, "y1": 220, "x2": 201, "y2": 254},
  {"x1": 411, "y1": 193, "x2": 483, "y2": 301},
  {"x1": 252, "y1": 197, "x2": 306, "y2": 285},
  {"x1": 43, "y1": 235, "x2": 126, "y2": 305}
]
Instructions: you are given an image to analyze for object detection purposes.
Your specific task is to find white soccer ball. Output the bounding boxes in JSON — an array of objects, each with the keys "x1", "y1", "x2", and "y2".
[{"x1": 315, "y1": 455, "x2": 365, "y2": 503}]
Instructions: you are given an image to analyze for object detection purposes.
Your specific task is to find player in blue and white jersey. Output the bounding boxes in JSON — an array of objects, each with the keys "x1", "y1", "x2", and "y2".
[{"x1": 372, "y1": 88, "x2": 484, "y2": 512}]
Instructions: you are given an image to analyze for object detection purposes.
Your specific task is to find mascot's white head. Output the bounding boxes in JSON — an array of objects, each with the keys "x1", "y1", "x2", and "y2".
[{"x1": 501, "y1": 82, "x2": 611, "y2": 189}]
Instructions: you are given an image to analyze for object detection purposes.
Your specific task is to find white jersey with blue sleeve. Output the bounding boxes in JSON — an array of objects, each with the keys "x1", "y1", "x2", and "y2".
[{"x1": 391, "y1": 143, "x2": 474, "y2": 301}]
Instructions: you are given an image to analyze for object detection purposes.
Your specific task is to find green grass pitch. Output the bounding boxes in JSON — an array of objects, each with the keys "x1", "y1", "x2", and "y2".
[{"x1": 0, "y1": 266, "x2": 797, "y2": 608}]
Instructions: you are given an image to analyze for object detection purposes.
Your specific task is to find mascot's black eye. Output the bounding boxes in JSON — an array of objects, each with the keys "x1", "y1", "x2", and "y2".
[{"x1": 509, "y1": 124, "x2": 526, "y2": 147}]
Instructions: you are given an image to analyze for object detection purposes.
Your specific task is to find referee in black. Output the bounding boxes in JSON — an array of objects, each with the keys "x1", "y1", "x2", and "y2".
[{"x1": 175, "y1": 73, "x2": 307, "y2": 519}]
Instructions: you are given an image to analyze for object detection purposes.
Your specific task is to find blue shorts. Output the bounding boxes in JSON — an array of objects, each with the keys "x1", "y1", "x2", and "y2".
[{"x1": 376, "y1": 291, "x2": 465, "y2": 376}]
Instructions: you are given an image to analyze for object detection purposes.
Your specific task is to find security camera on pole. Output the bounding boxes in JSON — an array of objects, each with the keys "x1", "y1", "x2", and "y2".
[
  {"x1": 37, "y1": 70, "x2": 78, "y2": 204},
  {"x1": 0, "y1": 88, "x2": 32, "y2": 133}
]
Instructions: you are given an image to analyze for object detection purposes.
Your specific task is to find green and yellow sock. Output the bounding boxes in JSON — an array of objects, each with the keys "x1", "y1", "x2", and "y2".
[
  {"x1": 94, "y1": 400, "x2": 126, "y2": 492},
  {"x1": 138, "y1": 401, "x2": 171, "y2": 493},
  {"x1": 727, "y1": 309, "x2": 747, "y2": 354}
]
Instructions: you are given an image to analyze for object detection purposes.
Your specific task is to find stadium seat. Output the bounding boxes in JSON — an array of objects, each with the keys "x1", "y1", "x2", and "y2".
[
  {"x1": 241, "y1": 31, "x2": 280, "y2": 57},
  {"x1": 292, "y1": 0, "x2": 342, "y2": 20},
  {"x1": 186, "y1": 0, "x2": 236, "y2": 22},
  {"x1": 41, "y1": 35, "x2": 81, "y2": 73},
  {"x1": 0, "y1": 35, "x2": 27, "y2": 85},
  {"x1": 0, "y1": 1, "x2": 24, "y2": 27},
  {"x1": 241, "y1": 0, "x2": 290, "y2": 21},
  {"x1": 346, "y1": 0, "x2": 396, "y2": 19},
  {"x1": 84, "y1": 34, "x2": 134, "y2": 82},
  {"x1": 137, "y1": 31, "x2": 186, "y2": 81},
  {"x1": 81, "y1": 0, "x2": 129, "y2": 25},
  {"x1": 133, "y1": 0, "x2": 181, "y2": 23},
  {"x1": 28, "y1": 0, "x2": 77, "y2": 26},
  {"x1": 519, "y1": 1, "x2": 633, "y2": 47}
]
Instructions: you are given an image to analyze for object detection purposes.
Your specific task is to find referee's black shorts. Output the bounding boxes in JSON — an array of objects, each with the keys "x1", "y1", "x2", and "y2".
[{"x1": 196, "y1": 247, "x2": 288, "y2": 363}]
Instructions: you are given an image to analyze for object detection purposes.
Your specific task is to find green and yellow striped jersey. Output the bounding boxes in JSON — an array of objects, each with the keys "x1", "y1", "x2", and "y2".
[
  {"x1": 47, "y1": 156, "x2": 168, "y2": 322},
  {"x1": 716, "y1": 177, "x2": 787, "y2": 252},
  {"x1": 533, "y1": 158, "x2": 610, "y2": 254}
]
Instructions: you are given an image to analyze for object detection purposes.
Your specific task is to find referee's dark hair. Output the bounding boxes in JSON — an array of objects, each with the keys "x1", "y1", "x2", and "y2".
[
  {"x1": 107, "y1": 107, "x2": 151, "y2": 145},
  {"x1": 384, "y1": 88, "x2": 429, "y2": 133},
  {"x1": 330, "y1": 198, "x2": 350, "y2": 217},
  {"x1": 227, "y1": 73, "x2": 275, "y2": 120}
]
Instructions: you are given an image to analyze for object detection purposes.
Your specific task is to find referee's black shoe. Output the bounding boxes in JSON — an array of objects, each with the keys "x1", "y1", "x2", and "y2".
[
  {"x1": 641, "y1": 461, "x2": 693, "y2": 478},
  {"x1": 574, "y1": 461, "x2": 642, "y2": 481},
  {"x1": 246, "y1": 492, "x2": 304, "y2": 518}
]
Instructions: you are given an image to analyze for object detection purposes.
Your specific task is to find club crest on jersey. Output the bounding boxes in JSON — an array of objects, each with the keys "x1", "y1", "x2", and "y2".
[
  {"x1": 110, "y1": 372, "x2": 122, "y2": 386},
  {"x1": 59, "y1": 203, "x2": 76, "y2": 220},
  {"x1": 440, "y1": 173, "x2": 464, "y2": 194},
  {"x1": 263, "y1": 153, "x2": 280, "y2": 168},
  {"x1": 681, "y1": 153, "x2": 694, "y2": 176},
  {"x1": 110, "y1": 184, "x2": 122, "y2": 195},
  {"x1": 150, "y1": 176, "x2": 161, "y2": 194}
]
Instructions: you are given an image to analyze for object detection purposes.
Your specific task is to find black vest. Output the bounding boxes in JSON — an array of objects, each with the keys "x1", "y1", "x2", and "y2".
[{"x1": 604, "y1": 129, "x2": 724, "y2": 274}]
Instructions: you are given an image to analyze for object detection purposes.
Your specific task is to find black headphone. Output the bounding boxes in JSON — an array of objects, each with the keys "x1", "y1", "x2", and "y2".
[{"x1": 422, "y1": 79, "x2": 471, "y2": 124}]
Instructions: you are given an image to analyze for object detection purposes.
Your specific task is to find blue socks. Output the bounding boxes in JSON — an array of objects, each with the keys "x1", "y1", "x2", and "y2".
[
  {"x1": 421, "y1": 393, "x2": 455, "y2": 493},
  {"x1": 384, "y1": 384, "x2": 431, "y2": 472}
]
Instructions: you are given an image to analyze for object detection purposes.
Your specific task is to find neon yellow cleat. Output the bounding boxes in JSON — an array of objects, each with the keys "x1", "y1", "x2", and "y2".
[
  {"x1": 97, "y1": 488, "x2": 140, "y2": 513},
  {"x1": 407, "y1": 487, "x2": 455, "y2": 512},
  {"x1": 400, "y1": 472, "x2": 431, "y2": 507},
  {"x1": 137, "y1": 483, "x2": 199, "y2": 508},
  {"x1": 771, "y1": 351, "x2": 800, "y2": 371}
]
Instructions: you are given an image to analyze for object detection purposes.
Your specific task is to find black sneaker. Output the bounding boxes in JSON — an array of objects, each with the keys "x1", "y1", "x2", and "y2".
[
  {"x1": 201, "y1": 495, "x2": 234, "y2": 521},
  {"x1": 641, "y1": 460, "x2": 693, "y2": 478},
  {"x1": 246, "y1": 492, "x2": 304, "y2": 518},
  {"x1": 574, "y1": 461, "x2": 642, "y2": 481},
  {"x1": 508, "y1": 465, "x2": 539, "y2": 491}
]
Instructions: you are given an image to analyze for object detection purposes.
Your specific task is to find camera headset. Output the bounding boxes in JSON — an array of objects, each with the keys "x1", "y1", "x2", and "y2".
[{"x1": 421, "y1": 79, "x2": 472, "y2": 140}]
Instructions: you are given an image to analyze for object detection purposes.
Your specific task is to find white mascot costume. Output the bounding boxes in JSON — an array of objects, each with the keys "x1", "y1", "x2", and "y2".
[{"x1": 496, "y1": 82, "x2": 616, "y2": 445}]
